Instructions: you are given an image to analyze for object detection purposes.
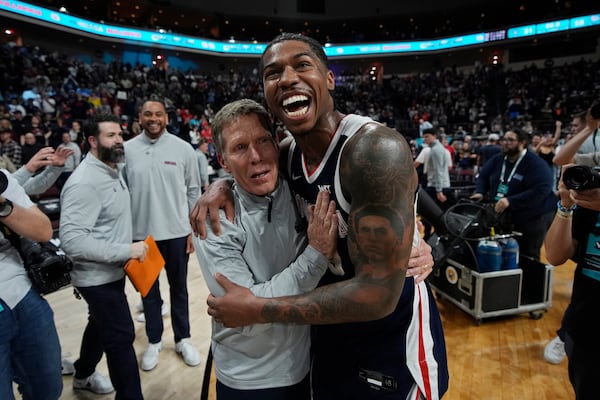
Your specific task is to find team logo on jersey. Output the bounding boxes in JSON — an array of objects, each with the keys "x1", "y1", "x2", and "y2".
[{"x1": 336, "y1": 210, "x2": 348, "y2": 238}]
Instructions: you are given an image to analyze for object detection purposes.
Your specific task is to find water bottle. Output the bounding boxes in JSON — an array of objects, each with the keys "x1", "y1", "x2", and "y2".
[
  {"x1": 501, "y1": 238, "x2": 519, "y2": 270},
  {"x1": 476, "y1": 239, "x2": 502, "y2": 273}
]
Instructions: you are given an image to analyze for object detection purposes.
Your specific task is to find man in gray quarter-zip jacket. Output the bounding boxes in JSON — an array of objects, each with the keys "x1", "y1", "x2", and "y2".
[{"x1": 124, "y1": 100, "x2": 201, "y2": 371}]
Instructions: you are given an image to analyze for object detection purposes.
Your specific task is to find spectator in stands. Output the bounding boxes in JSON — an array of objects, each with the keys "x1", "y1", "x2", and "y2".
[
  {"x1": 40, "y1": 93, "x2": 56, "y2": 115},
  {"x1": 54, "y1": 132, "x2": 81, "y2": 192},
  {"x1": 188, "y1": 120, "x2": 200, "y2": 149},
  {"x1": 20, "y1": 132, "x2": 44, "y2": 165},
  {"x1": 534, "y1": 121, "x2": 562, "y2": 189},
  {"x1": 568, "y1": 110, "x2": 597, "y2": 155},
  {"x1": 10, "y1": 110, "x2": 27, "y2": 140},
  {"x1": 7, "y1": 97, "x2": 26, "y2": 117},
  {"x1": 68, "y1": 120, "x2": 83, "y2": 148},
  {"x1": 456, "y1": 141, "x2": 477, "y2": 171},
  {"x1": 418, "y1": 117, "x2": 433, "y2": 137},
  {"x1": 23, "y1": 98, "x2": 39, "y2": 116},
  {"x1": 26, "y1": 114, "x2": 49, "y2": 146},
  {"x1": 69, "y1": 93, "x2": 90, "y2": 120},
  {"x1": 0, "y1": 128, "x2": 22, "y2": 169},
  {"x1": 0, "y1": 119, "x2": 14, "y2": 141},
  {"x1": 47, "y1": 115, "x2": 69, "y2": 149},
  {"x1": 477, "y1": 133, "x2": 502, "y2": 168},
  {"x1": 441, "y1": 133, "x2": 455, "y2": 160}
]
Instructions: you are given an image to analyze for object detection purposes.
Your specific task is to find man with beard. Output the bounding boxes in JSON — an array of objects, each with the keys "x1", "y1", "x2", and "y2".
[
  {"x1": 471, "y1": 128, "x2": 557, "y2": 259},
  {"x1": 59, "y1": 114, "x2": 148, "y2": 398},
  {"x1": 124, "y1": 100, "x2": 201, "y2": 371}
]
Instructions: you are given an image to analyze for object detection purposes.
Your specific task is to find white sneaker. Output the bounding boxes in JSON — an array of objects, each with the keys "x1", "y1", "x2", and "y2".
[
  {"x1": 141, "y1": 341, "x2": 162, "y2": 371},
  {"x1": 136, "y1": 303, "x2": 169, "y2": 323},
  {"x1": 73, "y1": 371, "x2": 114, "y2": 394},
  {"x1": 61, "y1": 357, "x2": 74, "y2": 375},
  {"x1": 175, "y1": 339, "x2": 201, "y2": 367},
  {"x1": 544, "y1": 336, "x2": 566, "y2": 364}
]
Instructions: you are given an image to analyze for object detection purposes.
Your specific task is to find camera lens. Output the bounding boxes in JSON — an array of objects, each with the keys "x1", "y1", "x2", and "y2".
[
  {"x1": 0, "y1": 171, "x2": 7, "y2": 194},
  {"x1": 563, "y1": 165, "x2": 600, "y2": 191}
]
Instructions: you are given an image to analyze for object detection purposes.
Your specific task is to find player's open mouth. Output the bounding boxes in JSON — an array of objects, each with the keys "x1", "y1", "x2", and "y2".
[{"x1": 282, "y1": 95, "x2": 310, "y2": 118}]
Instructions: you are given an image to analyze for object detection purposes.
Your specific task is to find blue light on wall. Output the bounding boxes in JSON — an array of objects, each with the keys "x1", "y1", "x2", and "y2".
[{"x1": 1, "y1": 1, "x2": 598, "y2": 58}]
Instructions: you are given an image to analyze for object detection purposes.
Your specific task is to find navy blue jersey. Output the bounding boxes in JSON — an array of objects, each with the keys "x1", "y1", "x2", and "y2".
[{"x1": 284, "y1": 115, "x2": 448, "y2": 399}]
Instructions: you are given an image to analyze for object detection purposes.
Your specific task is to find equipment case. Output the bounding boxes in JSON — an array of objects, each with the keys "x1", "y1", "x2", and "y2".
[{"x1": 429, "y1": 255, "x2": 553, "y2": 324}]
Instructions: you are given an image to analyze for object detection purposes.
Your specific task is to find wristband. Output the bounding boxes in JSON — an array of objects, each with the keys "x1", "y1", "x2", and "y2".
[
  {"x1": 557, "y1": 200, "x2": 576, "y2": 213},
  {"x1": 556, "y1": 209, "x2": 573, "y2": 219}
]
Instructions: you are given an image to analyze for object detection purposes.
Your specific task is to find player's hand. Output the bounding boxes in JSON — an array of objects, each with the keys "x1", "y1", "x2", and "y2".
[
  {"x1": 190, "y1": 178, "x2": 234, "y2": 239},
  {"x1": 206, "y1": 273, "x2": 262, "y2": 327},
  {"x1": 407, "y1": 234, "x2": 434, "y2": 284}
]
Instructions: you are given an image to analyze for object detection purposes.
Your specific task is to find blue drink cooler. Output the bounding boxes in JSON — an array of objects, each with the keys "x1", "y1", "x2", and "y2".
[
  {"x1": 501, "y1": 238, "x2": 520, "y2": 270},
  {"x1": 476, "y1": 240, "x2": 502, "y2": 272}
]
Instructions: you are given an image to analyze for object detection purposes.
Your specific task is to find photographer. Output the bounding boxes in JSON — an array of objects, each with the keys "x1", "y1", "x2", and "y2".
[
  {"x1": 543, "y1": 164, "x2": 600, "y2": 399},
  {"x1": 543, "y1": 105, "x2": 600, "y2": 366},
  {"x1": 0, "y1": 169, "x2": 62, "y2": 400}
]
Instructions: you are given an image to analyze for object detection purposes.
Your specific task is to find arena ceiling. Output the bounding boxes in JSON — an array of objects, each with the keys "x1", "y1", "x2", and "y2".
[
  {"x1": 159, "y1": 0, "x2": 492, "y2": 20},
  {"x1": 16, "y1": 1, "x2": 600, "y2": 44}
]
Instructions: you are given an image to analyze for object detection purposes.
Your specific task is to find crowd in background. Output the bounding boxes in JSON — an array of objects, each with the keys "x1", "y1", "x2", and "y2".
[{"x1": 0, "y1": 41, "x2": 598, "y2": 190}]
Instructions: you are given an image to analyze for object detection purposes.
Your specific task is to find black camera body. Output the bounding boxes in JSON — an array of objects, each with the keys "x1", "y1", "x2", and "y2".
[
  {"x1": 563, "y1": 165, "x2": 600, "y2": 191},
  {"x1": 19, "y1": 237, "x2": 73, "y2": 295},
  {"x1": 0, "y1": 170, "x2": 7, "y2": 194}
]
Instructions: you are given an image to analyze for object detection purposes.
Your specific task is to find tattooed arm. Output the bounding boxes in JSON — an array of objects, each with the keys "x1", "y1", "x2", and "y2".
[{"x1": 207, "y1": 124, "x2": 418, "y2": 326}]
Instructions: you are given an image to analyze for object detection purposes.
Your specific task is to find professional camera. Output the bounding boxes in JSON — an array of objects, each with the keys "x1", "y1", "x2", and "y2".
[
  {"x1": 562, "y1": 165, "x2": 600, "y2": 191},
  {"x1": 19, "y1": 237, "x2": 72, "y2": 295},
  {"x1": 0, "y1": 170, "x2": 7, "y2": 194}
]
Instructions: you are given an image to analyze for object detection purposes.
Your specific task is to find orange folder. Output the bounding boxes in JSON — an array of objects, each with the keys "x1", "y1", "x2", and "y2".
[{"x1": 124, "y1": 235, "x2": 165, "y2": 298}]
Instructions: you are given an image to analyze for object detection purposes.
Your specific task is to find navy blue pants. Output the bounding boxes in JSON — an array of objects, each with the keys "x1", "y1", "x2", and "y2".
[
  {"x1": 75, "y1": 278, "x2": 143, "y2": 400},
  {"x1": 142, "y1": 236, "x2": 191, "y2": 344}
]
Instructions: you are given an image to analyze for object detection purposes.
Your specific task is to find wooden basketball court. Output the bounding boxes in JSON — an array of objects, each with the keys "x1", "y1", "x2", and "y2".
[{"x1": 22, "y1": 248, "x2": 574, "y2": 399}]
